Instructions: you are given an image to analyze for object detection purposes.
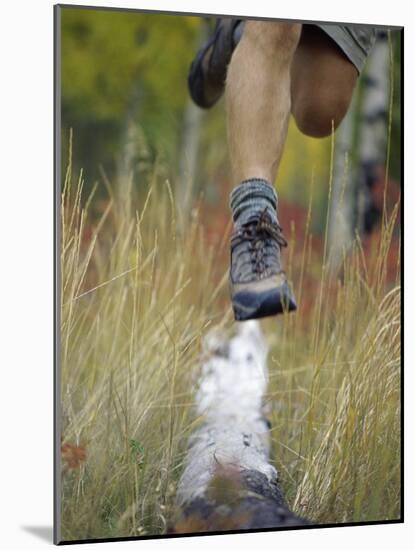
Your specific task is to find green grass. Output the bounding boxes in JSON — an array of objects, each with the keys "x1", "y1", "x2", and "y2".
[{"x1": 60, "y1": 155, "x2": 400, "y2": 540}]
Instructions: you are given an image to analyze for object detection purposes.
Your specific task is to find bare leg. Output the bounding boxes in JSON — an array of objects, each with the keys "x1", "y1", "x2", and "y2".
[
  {"x1": 291, "y1": 26, "x2": 358, "y2": 138},
  {"x1": 225, "y1": 22, "x2": 358, "y2": 321},
  {"x1": 225, "y1": 21, "x2": 302, "y2": 185}
]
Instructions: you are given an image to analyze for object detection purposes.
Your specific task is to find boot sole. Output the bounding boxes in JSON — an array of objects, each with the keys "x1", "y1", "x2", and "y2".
[
  {"x1": 188, "y1": 19, "x2": 243, "y2": 109},
  {"x1": 232, "y1": 282, "x2": 297, "y2": 321}
]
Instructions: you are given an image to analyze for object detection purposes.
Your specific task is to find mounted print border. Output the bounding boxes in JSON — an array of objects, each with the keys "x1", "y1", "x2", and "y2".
[{"x1": 54, "y1": 3, "x2": 403, "y2": 545}]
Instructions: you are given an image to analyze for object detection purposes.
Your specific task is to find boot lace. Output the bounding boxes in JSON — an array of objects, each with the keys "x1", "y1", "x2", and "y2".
[{"x1": 231, "y1": 208, "x2": 287, "y2": 278}]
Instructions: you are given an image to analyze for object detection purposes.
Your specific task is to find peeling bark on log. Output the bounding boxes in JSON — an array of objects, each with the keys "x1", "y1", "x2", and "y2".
[{"x1": 173, "y1": 321, "x2": 308, "y2": 533}]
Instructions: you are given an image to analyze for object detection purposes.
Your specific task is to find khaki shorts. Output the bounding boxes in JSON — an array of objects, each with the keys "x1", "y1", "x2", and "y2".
[{"x1": 316, "y1": 24, "x2": 377, "y2": 73}]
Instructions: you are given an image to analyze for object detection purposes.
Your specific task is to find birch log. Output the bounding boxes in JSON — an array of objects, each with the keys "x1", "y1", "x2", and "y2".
[{"x1": 173, "y1": 321, "x2": 307, "y2": 533}]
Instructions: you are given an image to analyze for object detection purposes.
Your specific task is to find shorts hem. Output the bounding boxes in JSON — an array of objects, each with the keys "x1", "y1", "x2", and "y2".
[{"x1": 316, "y1": 24, "x2": 369, "y2": 73}]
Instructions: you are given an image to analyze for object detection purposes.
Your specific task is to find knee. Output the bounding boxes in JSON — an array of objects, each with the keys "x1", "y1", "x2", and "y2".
[
  {"x1": 244, "y1": 21, "x2": 302, "y2": 58},
  {"x1": 292, "y1": 90, "x2": 351, "y2": 138}
]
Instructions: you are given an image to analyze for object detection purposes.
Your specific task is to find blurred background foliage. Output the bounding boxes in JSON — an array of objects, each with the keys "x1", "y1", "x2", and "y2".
[{"x1": 62, "y1": 9, "x2": 208, "y2": 185}]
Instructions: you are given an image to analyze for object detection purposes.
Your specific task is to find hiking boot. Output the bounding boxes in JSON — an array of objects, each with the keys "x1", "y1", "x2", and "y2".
[
  {"x1": 230, "y1": 209, "x2": 297, "y2": 321},
  {"x1": 188, "y1": 18, "x2": 244, "y2": 109}
]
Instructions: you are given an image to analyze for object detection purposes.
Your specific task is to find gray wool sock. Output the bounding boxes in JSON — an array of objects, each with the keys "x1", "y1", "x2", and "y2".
[{"x1": 230, "y1": 178, "x2": 278, "y2": 226}]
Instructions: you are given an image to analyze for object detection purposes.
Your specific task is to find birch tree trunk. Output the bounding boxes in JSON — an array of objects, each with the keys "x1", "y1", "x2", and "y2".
[
  {"x1": 173, "y1": 321, "x2": 307, "y2": 533},
  {"x1": 176, "y1": 23, "x2": 209, "y2": 227},
  {"x1": 355, "y1": 31, "x2": 390, "y2": 235},
  {"x1": 328, "y1": 32, "x2": 390, "y2": 268},
  {"x1": 328, "y1": 92, "x2": 357, "y2": 269}
]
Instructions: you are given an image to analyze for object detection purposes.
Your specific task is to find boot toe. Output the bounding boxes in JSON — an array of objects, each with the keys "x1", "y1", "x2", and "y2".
[{"x1": 232, "y1": 280, "x2": 297, "y2": 321}]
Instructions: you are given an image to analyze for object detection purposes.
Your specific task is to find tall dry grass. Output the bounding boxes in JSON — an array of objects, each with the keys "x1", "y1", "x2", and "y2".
[{"x1": 59, "y1": 147, "x2": 400, "y2": 540}]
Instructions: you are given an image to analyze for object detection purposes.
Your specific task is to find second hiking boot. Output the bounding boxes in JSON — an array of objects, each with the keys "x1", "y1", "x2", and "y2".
[{"x1": 188, "y1": 18, "x2": 244, "y2": 109}]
